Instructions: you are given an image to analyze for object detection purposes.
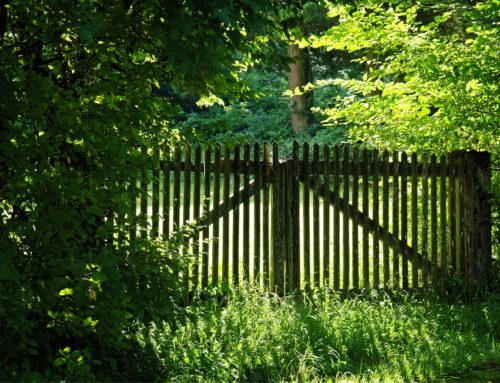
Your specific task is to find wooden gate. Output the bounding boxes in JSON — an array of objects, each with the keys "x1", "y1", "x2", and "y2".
[{"x1": 133, "y1": 142, "x2": 492, "y2": 296}]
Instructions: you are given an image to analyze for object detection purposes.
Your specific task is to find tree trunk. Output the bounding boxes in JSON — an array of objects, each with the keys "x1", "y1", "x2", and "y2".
[{"x1": 288, "y1": 44, "x2": 313, "y2": 134}]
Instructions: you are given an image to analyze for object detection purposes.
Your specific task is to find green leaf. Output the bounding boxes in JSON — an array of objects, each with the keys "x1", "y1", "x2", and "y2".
[
  {"x1": 54, "y1": 358, "x2": 66, "y2": 367},
  {"x1": 94, "y1": 95, "x2": 105, "y2": 104},
  {"x1": 58, "y1": 288, "x2": 74, "y2": 296},
  {"x1": 82, "y1": 317, "x2": 92, "y2": 326}
]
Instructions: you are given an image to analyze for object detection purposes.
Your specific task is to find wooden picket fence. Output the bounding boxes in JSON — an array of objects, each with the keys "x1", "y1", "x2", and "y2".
[{"x1": 132, "y1": 142, "x2": 492, "y2": 296}]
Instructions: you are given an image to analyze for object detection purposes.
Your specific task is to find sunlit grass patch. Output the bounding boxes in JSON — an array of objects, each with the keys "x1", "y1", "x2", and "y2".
[{"x1": 126, "y1": 289, "x2": 500, "y2": 382}]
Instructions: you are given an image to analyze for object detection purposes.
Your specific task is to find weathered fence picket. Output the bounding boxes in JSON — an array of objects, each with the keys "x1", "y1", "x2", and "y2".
[
  {"x1": 253, "y1": 143, "x2": 261, "y2": 284},
  {"x1": 222, "y1": 146, "x2": 230, "y2": 283},
  {"x1": 343, "y1": 146, "x2": 350, "y2": 293},
  {"x1": 302, "y1": 142, "x2": 310, "y2": 287},
  {"x1": 334, "y1": 146, "x2": 342, "y2": 290},
  {"x1": 272, "y1": 143, "x2": 283, "y2": 294},
  {"x1": 312, "y1": 144, "x2": 320, "y2": 286},
  {"x1": 430, "y1": 154, "x2": 438, "y2": 285},
  {"x1": 162, "y1": 144, "x2": 170, "y2": 238},
  {"x1": 392, "y1": 151, "x2": 399, "y2": 287},
  {"x1": 361, "y1": 149, "x2": 369, "y2": 289},
  {"x1": 440, "y1": 154, "x2": 447, "y2": 290},
  {"x1": 202, "y1": 146, "x2": 210, "y2": 288},
  {"x1": 243, "y1": 144, "x2": 250, "y2": 282},
  {"x1": 401, "y1": 152, "x2": 408, "y2": 289},
  {"x1": 421, "y1": 154, "x2": 429, "y2": 288},
  {"x1": 212, "y1": 145, "x2": 221, "y2": 286},
  {"x1": 372, "y1": 149, "x2": 380, "y2": 289},
  {"x1": 192, "y1": 144, "x2": 201, "y2": 289},
  {"x1": 382, "y1": 150, "x2": 390, "y2": 287},
  {"x1": 183, "y1": 144, "x2": 191, "y2": 294},
  {"x1": 352, "y1": 147, "x2": 360, "y2": 290},
  {"x1": 323, "y1": 145, "x2": 330, "y2": 287},
  {"x1": 133, "y1": 142, "x2": 491, "y2": 298},
  {"x1": 411, "y1": 152, "x2": 418, "y2": 289},
  {"x1": 152, "y1": 146, "x2": 160, "y2": 238}
]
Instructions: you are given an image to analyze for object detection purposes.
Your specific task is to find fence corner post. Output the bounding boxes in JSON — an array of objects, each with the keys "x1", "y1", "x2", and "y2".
[{"x1": 466, "y1": 151, "x2": 492, "y2": 293}]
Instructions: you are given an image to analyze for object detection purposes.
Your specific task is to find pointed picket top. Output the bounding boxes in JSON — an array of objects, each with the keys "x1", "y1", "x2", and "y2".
[
  {"x1": 292, "y1": 140, "x2": 299, "y2": 159},
  {"x1": 312, "y1": 142, "x2": 320, "y2": 157}
]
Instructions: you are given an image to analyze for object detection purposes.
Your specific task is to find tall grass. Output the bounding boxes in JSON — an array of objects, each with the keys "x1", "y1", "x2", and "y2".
[{"x1": 119, "y1": 289, "x2": 500, "y2": 382}]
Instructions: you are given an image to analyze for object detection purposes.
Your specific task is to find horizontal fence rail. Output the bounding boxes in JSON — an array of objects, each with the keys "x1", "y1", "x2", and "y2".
[{"x1": 131, "y1": 142, "x2": 492, "y2": 297}]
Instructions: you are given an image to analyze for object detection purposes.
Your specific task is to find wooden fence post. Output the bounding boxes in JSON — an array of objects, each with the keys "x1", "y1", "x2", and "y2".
[
  {"x1": 464, "y1": 151, "x2": 492, "y2": 293},
  {"x1": 285, "y1": 158, "x2": 293, "y2": 292}
]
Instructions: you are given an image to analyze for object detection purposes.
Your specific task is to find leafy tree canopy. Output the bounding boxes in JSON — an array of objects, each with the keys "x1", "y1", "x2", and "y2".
[{"x1": 308, "y1": 0, "x2": 499, "y2": 153}]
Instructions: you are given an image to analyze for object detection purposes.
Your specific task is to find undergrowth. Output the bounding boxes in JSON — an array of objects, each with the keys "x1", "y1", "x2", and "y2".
[{"x1": 118, "y1": 288, "x2": 500, "y2": 382}]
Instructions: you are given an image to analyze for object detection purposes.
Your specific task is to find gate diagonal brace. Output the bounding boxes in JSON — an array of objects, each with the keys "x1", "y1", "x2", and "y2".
[
  {"x1": 182, "y1": 179, "x2": 263, "y2": 236},
  {"x1": 299, "y1": 174, "x2": 434, "y2": 273}
]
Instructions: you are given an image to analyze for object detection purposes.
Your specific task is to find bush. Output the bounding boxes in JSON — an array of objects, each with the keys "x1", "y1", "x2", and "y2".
[{"x1": 0, "y1": 138, "x2": 187, "y2": 380}]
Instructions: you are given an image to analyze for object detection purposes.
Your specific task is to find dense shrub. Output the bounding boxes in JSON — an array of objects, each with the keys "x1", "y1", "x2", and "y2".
[{"x1": 0, "y1": 136, "x2": 188, "y2": 380}]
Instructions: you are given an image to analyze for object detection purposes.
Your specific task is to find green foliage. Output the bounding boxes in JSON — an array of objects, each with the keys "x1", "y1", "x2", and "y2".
[
  {"x1": 176, "y1": 68, "x2": 348, "y2": 155},
  {"x1": 125, "y1": 288, "x2": 500, "y2": 382},
  {"x1": 0, "y1": 0, "x2": 291, "y2": 379},
  {"x1": 311, "y1": 1, "x2": 499, "y2": 154}
]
